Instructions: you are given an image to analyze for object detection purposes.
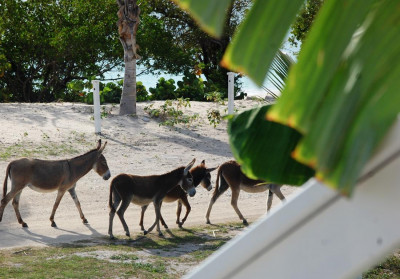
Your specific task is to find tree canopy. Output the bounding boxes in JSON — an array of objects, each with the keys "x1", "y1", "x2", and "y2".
[
  {"x1": 288, "y1": 0, "x2": 324, "y2": 47},
  {"x1": 0, "y1": 0, "x2": 120, "y2": 102},
  {"x1": 0, "y1": 0, "x2": 250, "y2": 102},
  {"x1": 137, "y1": 0, "x2": 251, "y2": 96}
]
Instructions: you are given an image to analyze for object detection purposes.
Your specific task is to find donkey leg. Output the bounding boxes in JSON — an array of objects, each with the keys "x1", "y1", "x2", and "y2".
[
  {"x1": 145, "y1": 199, "x2": 163, "y2": 236},
  {"x1": 205, "y1": 184, "x2": 228, "y2": 224},
  {"x1": 0, "y1": 184, "x2": 24, "y2": 223},
  {"x1": 139, "y1": 205, "x2": 148, "y2": 231},
  {"x1": 49, "y1": 190, "x2": 67, "y2": 227},
  {"x1": 68, "y1": 186, "x2": 88, "y2": 224},
  {"x1": 231, "y1": 188, "x2": 248, "y2": 226},
  {"x1": 176, "y1": 200, "x2": 183, "y2": 226},
  {"x1": 108, "y1": 191, "x2": 121, "y2": 239},
  {"x1": 271, "y1": 185, "x2": 286, "y2": 203},
  {"x1": 266, "y1": 189, "x2": 274, "y2": 213},
  {"x1": 116, "y1": 197, "x2": 132, "y2": 237},
  {"x1": 12, "y1": 191, "x2": 28, "y2": 227},
  {"x1": 179, "y1": 197, "x2": 191, "y2": 228},
  {"x1": 159, "y1": 201, "x2": 168, "y2": 229}
]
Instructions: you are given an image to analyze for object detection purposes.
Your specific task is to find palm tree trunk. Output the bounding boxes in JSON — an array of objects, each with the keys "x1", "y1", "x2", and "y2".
[
  {"x1": 117, "y1": 0, "x2": 140, "y2": 115},
  {"x1": 120, "y1": 55, "x2": 137, "y2": 115}
]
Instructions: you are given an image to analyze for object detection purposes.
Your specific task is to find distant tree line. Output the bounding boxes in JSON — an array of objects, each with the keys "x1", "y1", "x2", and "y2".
[{"x1": 0, "y1": 0, "x2": 321, "y2": 103}]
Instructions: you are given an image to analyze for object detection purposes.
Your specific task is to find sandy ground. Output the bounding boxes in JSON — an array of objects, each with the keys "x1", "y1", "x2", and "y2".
[{"x1": 0, "y1": 100, "x2": 299, "y2": 250}]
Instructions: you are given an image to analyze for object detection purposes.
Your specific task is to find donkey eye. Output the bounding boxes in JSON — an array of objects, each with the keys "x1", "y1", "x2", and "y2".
[{"x1": 188, "y1": 178, "x2": 193, "y2": 183}]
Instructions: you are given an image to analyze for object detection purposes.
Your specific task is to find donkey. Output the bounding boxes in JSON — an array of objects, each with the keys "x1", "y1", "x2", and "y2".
[
  {"x1": 0, "y1": 139, "x2": 110, "y2": 228},
  {"x1": 205, "y1": 160, "x2": 285, "y2": 226},
  {"x1": 139, "y1": 160, "x2": 217, "y2": 231},
  {"x1": 108, "y1": 159, "x2": 196, "y2": 239}
]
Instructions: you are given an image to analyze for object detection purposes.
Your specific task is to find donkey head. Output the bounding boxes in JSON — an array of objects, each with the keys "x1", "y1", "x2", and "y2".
[
  {"x1": 197, "y1": 160, "x2": 218, "y2": 191},
  {"x1": 93, "y1": 140, "x2": 111, "y2": 180},
  {"x1": 180, "y1": 158, "x2": 196, "y2": 197}
]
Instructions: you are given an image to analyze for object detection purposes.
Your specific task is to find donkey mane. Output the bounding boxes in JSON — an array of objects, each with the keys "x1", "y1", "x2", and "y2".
[
  {"x1": 70, "y1": 149, "x2": 98, "y2": 161},
  {"x1": 158, "y1": 166, "x2": 184, "y2": 178}
]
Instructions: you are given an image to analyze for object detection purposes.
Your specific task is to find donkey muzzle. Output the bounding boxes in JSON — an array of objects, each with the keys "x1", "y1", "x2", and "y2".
[
  {"x1": 103, "y1": 170, "x2": 111, "y2": 180},
  {"x1": 187, "y1": 188, "x2": 196, "y2": 197}
]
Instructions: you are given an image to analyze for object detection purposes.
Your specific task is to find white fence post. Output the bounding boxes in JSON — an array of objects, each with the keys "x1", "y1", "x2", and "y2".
[
  {"x1": 92, "y1": 80, "x2": 101, "y2": 135},
  {"x1": 227, "y1": 72, "x2": 235, "y2": 114}
]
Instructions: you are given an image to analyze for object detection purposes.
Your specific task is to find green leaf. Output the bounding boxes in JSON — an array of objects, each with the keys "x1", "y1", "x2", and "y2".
[
  {"x1": 171, "y1": 0, "x2": 232, "y2": 37},
  {"x1": 228, "y1": 105, "x2": 315, "y2": 185},
  {"x1": 268, "y1": 0, "x2": 400, "y2": 195},
  {"x1": 221, "y1": 0, "x2": 304, "y2": 85},
  {"x1": 267, "y1": 0, "x2": 375, "y2": 132}
]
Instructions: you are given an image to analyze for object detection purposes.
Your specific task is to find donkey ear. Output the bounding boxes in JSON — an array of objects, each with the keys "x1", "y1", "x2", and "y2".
[
  {"x1": 201, "y1": 160, "x2": 205, "y2": 165},
  {"x1": 99, "y1": 141, "x2": 107, "y2": 153},
  {"x1": 206, "y1": 166, "x2": 218, "y2": 173},
  {"x1": 96, "y1": 139, "x2": 102, "y2": 150},
  {"x1": 184, "y1": 158, "x2": 196, "y2": 175}
]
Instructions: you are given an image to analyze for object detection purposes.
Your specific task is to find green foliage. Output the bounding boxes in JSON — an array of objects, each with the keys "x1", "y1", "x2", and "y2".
[
  {"x1": 170, "y1": 0, "x2": 233, "y2": 38},
  {"x1": 288, "y1": 0, "x2": 324, "y2": 47},
  {"x1": 136, "y1": 81, "x2": 150, "y2": 102},
  {"x1": 137, "y1": 0, "x2": 250, "y2": 97},
  {"x1": 144, "y1": 98, "x2": 199, "y2": 127},
  {"x1": 221, "y1": 0, "x2": 305, "y2": 86},
  {"x1": 207, "y1": 109, "x2": 222, "y2": 128},
  {"x1": 0, "y1": 0, "x2": 121, "y2": 102},
  {"x1": 363, "y1": 254, "x2": 400, "y2": 279},
  {"x1": 206, "y1": 91, "x2": 225, "y2": 104},
  {"x1": 179, "y1": 0, "x2": 400, "y2": 196},
  {"x1": 101, "y1": 80, "x2": 122, "y2": 103},
  {"x1": 228, "y1": 105, "x2": 315, "y2": 185},
  {"x1": 149, "y1": 72, "x2": 237, "y2": 101},
  {"x1": 176, "y1": 70, "x2": 205, "y2": 101},
  {"x1": 0, "y1": 223, "x2": 240, "y2": 279},
  {"x1": 149, "y1": 78, "x2": 177, "y2": 100}
]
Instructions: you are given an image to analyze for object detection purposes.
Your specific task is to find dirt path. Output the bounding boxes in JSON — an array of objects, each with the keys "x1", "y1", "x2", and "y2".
[{"x1": 0, "y1": 101, "x2": 299, "y2": 249}]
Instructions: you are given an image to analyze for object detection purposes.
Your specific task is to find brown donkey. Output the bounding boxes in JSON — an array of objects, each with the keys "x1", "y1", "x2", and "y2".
[
  {"x1": 139, "y1": 160, "x2": 217, "y2": 230},
  {"x1": 205, "y1": 160, "x2": 285, "y2": 226},
  {"x1": 108, "y1": 159, "x2": 196, "y2": 239},
  {"x1": 0, "y1": 139, "x2": 110, "y2": 228}
]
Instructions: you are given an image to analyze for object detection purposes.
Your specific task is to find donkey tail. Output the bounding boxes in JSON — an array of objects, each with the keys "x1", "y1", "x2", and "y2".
[
  {"x1": 214, "y1": 167, "x2": 222, "y2": 195},
  {"x1": 3, "y1": 163, "x2": 11, "y2": 198}
]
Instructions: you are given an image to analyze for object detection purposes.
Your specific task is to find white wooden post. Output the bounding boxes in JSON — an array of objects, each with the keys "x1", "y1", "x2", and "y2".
[
  {"x1": 185, "y1": 118, "x2": 400, "y2": 279},
  {"x1": 92, "y1": 80, "x2": 101, "y2": 134},
  {"x1": 227, "y1": 72, "x2": 235, "y2": 114}
]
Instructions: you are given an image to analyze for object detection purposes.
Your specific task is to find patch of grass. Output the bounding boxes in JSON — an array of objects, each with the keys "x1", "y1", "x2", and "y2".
[
  {"x1": 0, "y1": 224, "x2": 244, "y2": 278},
  {"x1": 0, "y1": 130, "x2": 94, "y2": 161},
  {"x1": 110, "y1": 253, "x2": 139, "y2": 261},
  {"x1": 364, "y1": 253, "x2": 400, "y2": 279}
]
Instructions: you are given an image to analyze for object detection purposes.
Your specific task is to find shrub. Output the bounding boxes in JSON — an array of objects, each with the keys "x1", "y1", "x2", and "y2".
[
  {"x1": 149, "y1": 78, "x2": 177, "y2": 100},
  {"x1": 144, "y1": 98, "x2": 198, "y2": 127},
  {"x1": 136, "y1": 81, "x2": 150, "y2": 102},
  {"x1": 175, "y1": 70, "x2": 205, "y2": 101}
]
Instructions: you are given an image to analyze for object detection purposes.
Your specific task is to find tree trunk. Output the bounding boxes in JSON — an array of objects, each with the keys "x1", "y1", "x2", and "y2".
[
  {"x1": 120, "y1": 56, "x2": 137, "y2": 115},
  {"x1": 117, "y1": 0, "x2": 140, "y2": 115}
]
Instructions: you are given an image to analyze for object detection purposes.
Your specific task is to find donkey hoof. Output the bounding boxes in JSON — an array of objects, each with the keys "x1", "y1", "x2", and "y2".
[
  {"x1": 143, "y1": 230, "x2": 148, "y2": 235},
  {"x1": 109, "y1": 235, "x2": 115, "y2": 240},
  {"x1": 51, "y1": 221, "x2": 57, "y2": 227},
  {"x1": 22, "y1": 222, "x2": 28, "y2": 228},
  {"x1": 83, "y1": 219, "x2": 88, "y2": 224},
  {"x1": 243, "y1": 220, "x2": 249, "y2": 226},
  {"x1": 206, "y1": 220, "x2": 211, "y2": 225},
  {"x1": 158, "y1": 232, "x2": 164, "y2": 237}
]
